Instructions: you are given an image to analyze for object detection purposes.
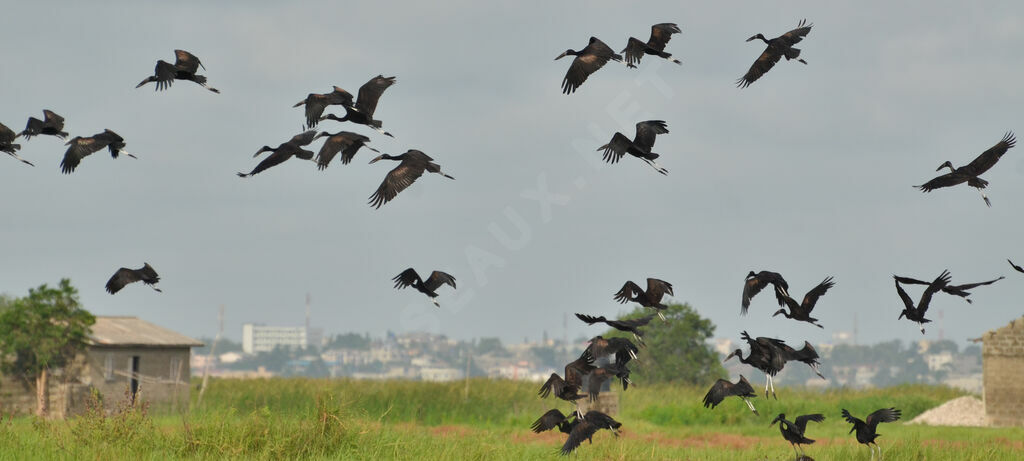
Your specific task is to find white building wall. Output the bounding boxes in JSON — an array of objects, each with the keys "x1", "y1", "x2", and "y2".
[{"x1": 242, "y1": 323, "x2": 308, "y2": 354}]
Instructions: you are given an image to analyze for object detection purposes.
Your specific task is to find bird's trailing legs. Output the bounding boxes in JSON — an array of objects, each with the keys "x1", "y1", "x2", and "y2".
[
  {"x1": 371, "y1": 125, "x2": 394, "y2": 138},
  {"x1": 642, "y1": 158, "x2": 668, "y2": 175},
  {"x1": 431, "y1": 297, "x2": 440, "y2": 308},
  {"x1": 119, "y1": 149, "x2": 139, "y2": 160},
  {"x1": 150, "y1": 285, "x2": 163, "y2": 293},
  {"x1": 764, "y1": 374, "x2": 778, "y2": 399},
  {"x1": 5, "y1": 152, "x2": 33, "y2": 166}
]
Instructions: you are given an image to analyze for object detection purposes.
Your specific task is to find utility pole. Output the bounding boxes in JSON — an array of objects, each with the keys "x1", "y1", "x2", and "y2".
[{"x1": 197, "y1": 305, "x2": 224, "y2": 408}]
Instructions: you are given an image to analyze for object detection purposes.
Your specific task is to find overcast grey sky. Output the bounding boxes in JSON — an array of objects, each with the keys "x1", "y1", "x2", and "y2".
[{"x1": 2, "y1": 2, "x2": 1022, "y2": 348}]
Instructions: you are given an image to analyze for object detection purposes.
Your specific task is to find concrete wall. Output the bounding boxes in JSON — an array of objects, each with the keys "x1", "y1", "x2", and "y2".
[
  {"x1": 981, "y1": 317, "x2": 1024, "y2": 427},
  {"x1": 0, "y1": 345, "x2": 192, "y2": 418}
]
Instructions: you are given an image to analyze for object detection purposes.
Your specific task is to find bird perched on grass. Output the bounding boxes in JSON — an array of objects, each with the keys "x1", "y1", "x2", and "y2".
[
  {"x1": 915, "y1": 132, "x2": 1014, "y2": 207},
  {"x1": 622, "y1": 23, "x2": 683, "y2": 67},
  {"x1": 771, "y1": 413, "x2": 824, "y2": 459},
  {"x1": 773, "y1": 277, "x2": 835, "y2": 328},
  {"x1": 390, "y1": 268, "x2": 456, "y2": 307},
  {"x1": 613, "y1": 278, "x2": 674, "y2": 321},
  {"x1": 737, "y1": 19, "x2": 813, "y2": 88},
  {"x1": 702, "y1": 375, "x2": 759, "y2": 415},
  {"x1": 742, "y1": 270, "x2": 789, "y2": 315},
  {"x1": 106, "y1": 263, "x2": 162, "y2": 294},
  {"x1": 136, "y1": 49, "x2": 219, "y2": 93},
  {"x1": 842, "y1": 408, "x2": 901, "y2": 460}
]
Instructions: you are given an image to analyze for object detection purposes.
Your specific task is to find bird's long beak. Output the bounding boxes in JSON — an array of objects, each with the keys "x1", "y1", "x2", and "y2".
[
  {"x1": 745, "y1": 36, "x2": 759, "y2": 42},
  {"x1": 723, "y1": 352, "x2": 736, "y2": 363},
  {"x1": 369, "y1": 154, "x2": 384, "y2": 164},
  {"x1": 772, "y1": 310, "x2": 784, "y2": 318},
  {"x1": 313, "y1": 132, "x2": 327, "y2": 140},
  {"x1": 555, "y1": 51, "x2": 569, "y2": 60}
]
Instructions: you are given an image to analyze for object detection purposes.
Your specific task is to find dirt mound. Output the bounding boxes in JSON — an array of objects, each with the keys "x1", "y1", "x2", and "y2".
[{"x1": 909, "y1": 396, "x2": 987, "y2": 427}]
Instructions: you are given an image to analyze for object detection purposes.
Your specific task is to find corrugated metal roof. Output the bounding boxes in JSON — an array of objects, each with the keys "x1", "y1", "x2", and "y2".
[{"x1": 88, "y1": 316, "x2": 204, "y2": 347}]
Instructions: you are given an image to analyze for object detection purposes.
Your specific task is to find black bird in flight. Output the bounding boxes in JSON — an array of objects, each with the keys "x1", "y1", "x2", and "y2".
[
  {"x1": 319, "y1": 75, "x2": 396, "y2": 137},
  {"x1": 560, "y1": 410, "x2": 621, "y2": 456},
  {"x1": 894, "y1": 273, "x2": 1003, "y2": 304},
  {"x1": 725, "y1": 331, "x2": 824, "y2": 399},
  {"x1": 575, "y1": 313, "x2": 654, "y2": 344},
  {"x1": 771, "y1": 413, "x2": 824, "y2": 459},
  {"x1": 367, "y1": 149, "x2": 454, "y2": 208},
  {"x1": 613, "y1": 278, "x2": 674, "y2": 321},
  {"x1": 702, "y1": 375, "x2": 759, "y2": 415},
  {"x1": 294, "y1": 86, "x2": 353, "y2": 129},
  {"x1": 136, "y1": 50, "x2": 219, "y2": 93},
  {"x1": 555, "y1": 37, "x2": 626, "y2": 94},
  {"x1": 737, "y1": 19, "x2": 813, "y2": 88},
  {"x1": 585, "y1": 335, "x2": 639, "y2": 366},
  {"x1": 916, "y1": 132, "x2": 1015, "y2": 207},
  {"x1": 774, "y1": 277, "x2": 835, "y2": 328},
  {"x1": 622, "y1": 23, "x2": 683, "y2": 67},
  {"x1": 842, "y1": 407, "x2": 901, "y2": 460},
  {"x1": 1009, "y1": 259, "x2": 1024, "y2": 275},
  {"x1": 585, "y1": 363, "x2": 632, "y2": 402},
  {"x1": 17, "y1": 110, "x2": 68, "y2": 141},
  {"x1": 530, "y1": 409, "x2": 580, "y2": 437},
  {"x1": 894, "y1": 271, "x2": 950, "y2": 334},
  {"x1": 539, "y1": 350, "x2": 596, "y2": 418},
  {"x1": 313, "y1": 131, "x2": 378, "y2": 170},
  {"x1": 106, "y1": 263, "x2": 162, "y2": 294},
  {"x1": 237, "y1": 130, "x2": 317, "y2": 178},
  {"x1": 742, "y1": 270, "x2": 790, "y2": 315},
  {"x1": 1, "y1": 122, "x2": 31, "y2": 166},
  {"x1": 61, "y1": 129, "x2": 136, "y2": 174},
  {"x1": 597, "y1": 120, "x2": 670, "y2": 175},
  {"x1": 391, "y1": 268, "x2": 455, "y2": 307}
]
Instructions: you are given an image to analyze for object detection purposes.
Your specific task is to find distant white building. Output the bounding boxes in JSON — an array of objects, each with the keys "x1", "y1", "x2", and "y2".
[{"x1": 242, "y1": 324, "x2": 308, "y2": 354}]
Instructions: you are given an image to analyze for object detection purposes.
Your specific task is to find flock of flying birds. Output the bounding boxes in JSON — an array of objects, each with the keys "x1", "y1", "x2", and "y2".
[{"x1": 2, "y1": 16, "x2": 1021, "y2": 460}]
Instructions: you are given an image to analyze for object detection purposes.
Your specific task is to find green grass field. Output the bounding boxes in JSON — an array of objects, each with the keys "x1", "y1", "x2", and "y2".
[{"x1": 0, "y1": 378, "x2": 1019, "y2": 460}]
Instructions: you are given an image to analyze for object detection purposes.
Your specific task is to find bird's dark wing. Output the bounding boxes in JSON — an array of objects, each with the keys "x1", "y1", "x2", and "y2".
[
  {"x1": 42, "y1": 110, "x2": 65, "y2": 127},
  {"x1": 61, "y1": 138, "x2": 104, "y2": 174},
  {"x1": 918, "y1": 270, "x2": 952, "y2": 315},
  {"x1": 574, "y1": 313, "x2": 606, "y2": 325},
  {"x1": 950, "y1": 276, "x2": 1004, "y2": 292},
  {"x1": 598, "y1": 132, "x2": 632, "y2": 164},
  {"x1": 151, "y1": 60, "x2": 177, "y2": 90},
  {"x1": 645, "y1": 278, "x2": 673, "y2": 304},
  {"x1": 608, "y1": 315, "x2": 654, "y2": 329},
  {"x1": 315, "y1": 135, "x2": 347, "y2": 170},
  {"x1": 794, "y1": 414, "x2": 825, "y2": 432},
  {"x1": 1009, "y1": 259, "x2": 1024, "y2": 274},
  {"x1": 613, "y1": 280, "x2": 643, "y2": 304},
  {"x1": 562, "y1": 41, "x2": 613, "y2": 94},
  {"x1": 392, "y1": 268, "x2": 422, "y2": 290},
  {"x1": 561, "y1": 420, "x2": 600, "y2": 455},
  {"x1": 288, "y1": 130, "x2": 318, "y2": 147},
  {"x1": 531, "y1": 409, "x2": 568, "y2": 433},
  {"x1": 423, "y1": 271, "x2": 456, "y2": 291},
  {"x1": 633, "y1": 120, "x2": 669, "y2": 152},
  {"x1": 339, "y1": 133, "x2": 371, "y2": 164},
  {"x1": 565, "y1": 350, "x2": 596, "y2": 386},
  {"x1": 647, "y1": 23, "x2": 681, "y2": 51},
  {"x1": 894, "y1": 278, "x2": 916, "y2": 312},
  {"x1": 865, "y1": 407, "x2": 901, "y2": 431},
  {"x1": 586, "y1": 368, "x2": 613, "y2": 401},
  {"x1": 105, "y1": 267, "x2": 141, "y2": 294},
  {"x1": 300, "y1": 94, "x2": 331, "y2": 129},
  {"x1": 1, "y1": 122, "x2": 17, "y2": 143},
  {"x1": 355, "y1": 75, "x2": 396, "y2": 118},
  {"x1": 174, "y1": 49, "x2": 203, "y2": 74},
  {"x1": 241, "y1": 151, "x2": 291, "y2": 176},
  {"x1": 702, "y1": 379, "x2": 733, "y2": 408},
  {"x1": 800, "y1": 277, "x2": 835, "y2": 312},
  {"x1": 737, "y1": 48, "x2": 782, "y2": 88},
  {"x1": 622, "y1": 37, "x2": 648, "y2": 67},
  {"x1": 916, "y1": 171, "x2": 971, "y2": 192},
  {"x1": 368, "y1": 160, "x2": 427, "y2": 209},
  {"x1": 538, "y1": 373, "x2": 564, "y2": 398},
  {"x1": 964, "y1": 132, "x2": 1015, "y2": 175},
  {"x1": 777, "y1": 19, "x2": 813, "y2": 46},
  {"x1": 893, "y1": 275, "x2": 931, "y2": 286},
  {"x1": 741, "y1": 276, "x2": 768, "y2": 314},
  {"x1": 840, "y1": 409, "x2": 864, "y2": 427}
]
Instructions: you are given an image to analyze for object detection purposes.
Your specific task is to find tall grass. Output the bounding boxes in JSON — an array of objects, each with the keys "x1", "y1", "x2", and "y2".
[{"x1": 0, "y1": 378, "x2": 1019, "y2": 460}]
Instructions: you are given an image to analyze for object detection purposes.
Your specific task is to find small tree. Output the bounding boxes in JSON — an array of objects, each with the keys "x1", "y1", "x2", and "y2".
[
  {"x1": 604, "y1": 303, "x2": 725, "y2": 385},
  {"x1": 0, "y1": 279, "x2": 95, "y2": 417}
]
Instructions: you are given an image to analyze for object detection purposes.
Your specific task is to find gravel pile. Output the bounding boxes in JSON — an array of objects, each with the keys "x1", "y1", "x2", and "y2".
[{"x1": 908, "y1": 396, "x2": 987, "y2": 427}]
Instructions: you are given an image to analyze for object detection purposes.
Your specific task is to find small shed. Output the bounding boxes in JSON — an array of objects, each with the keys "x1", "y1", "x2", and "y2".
[
  {"x1": 975, "y1": 315, "x2": 1024, "y2": 427},
  {"x1": 0, "y1": 316, "x2": 203, "y2": 417}
]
